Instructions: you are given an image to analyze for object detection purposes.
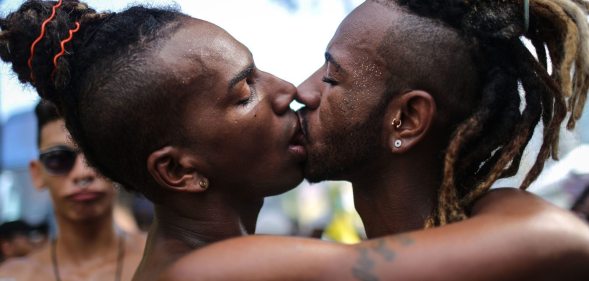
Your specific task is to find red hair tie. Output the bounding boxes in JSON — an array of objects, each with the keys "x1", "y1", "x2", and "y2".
[
  {"x1": 51, "y1": 21, "x2": 81, "y2": 79},
  {"x1": 28, "y1": 0, "x2": 63, "y2": 81}
]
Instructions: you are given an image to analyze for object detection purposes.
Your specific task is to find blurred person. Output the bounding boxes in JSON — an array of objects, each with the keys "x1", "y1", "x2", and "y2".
[
  {"x1": 25, "y1": 221, "x2": 49, "y2": 250},
  {"x1": 0, "y1": 220, "x2": 35, "y2": 263},
  {"x1": 1, "y1": 1, "x2": 589, "y2": 281},
  {"x1": 0, "y1": 101, "x2": 145, "y2": 281}
]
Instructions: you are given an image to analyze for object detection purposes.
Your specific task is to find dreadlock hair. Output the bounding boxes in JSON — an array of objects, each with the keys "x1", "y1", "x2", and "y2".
[
  {"x1": 371, "y1": 0, "x2": 589, "y2": 226},
  {"x1": 0, "y1": 0, "x2": 190, "y2": 202}
]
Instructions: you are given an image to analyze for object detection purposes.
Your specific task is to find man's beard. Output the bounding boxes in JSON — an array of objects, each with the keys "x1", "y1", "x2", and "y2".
[{"x1": 304, "y1": 100, "x2": 387, "y2": 183}]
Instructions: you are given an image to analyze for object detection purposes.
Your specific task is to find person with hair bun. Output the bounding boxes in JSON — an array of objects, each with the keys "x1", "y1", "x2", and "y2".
[
  {"x1": 1, "y1": 1, "x2": 589, "y2": 281},
  {"x1": 1, "y1": 0, "x2": 307, "y2": 279}
]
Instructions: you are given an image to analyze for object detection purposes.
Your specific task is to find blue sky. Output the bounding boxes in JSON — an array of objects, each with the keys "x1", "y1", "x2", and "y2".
[{"x1": 0, "y1": 0, "x2": 363, "y2": 120}]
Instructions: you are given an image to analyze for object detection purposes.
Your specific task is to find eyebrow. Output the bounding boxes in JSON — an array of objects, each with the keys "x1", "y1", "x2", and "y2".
[
  {"x1": 325, "y1": 52, "x2": 344, "y2": 73},
  {"x1": 228, "y1": 63, "x2": 255, "y2": 91}
]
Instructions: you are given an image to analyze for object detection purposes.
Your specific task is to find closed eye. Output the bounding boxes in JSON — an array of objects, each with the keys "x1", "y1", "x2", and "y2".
[{"x1": 322, "y1": 76, "x2": 338, "y2": 86}]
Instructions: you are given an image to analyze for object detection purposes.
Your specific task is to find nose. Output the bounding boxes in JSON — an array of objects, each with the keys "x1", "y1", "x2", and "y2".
[
  {"x1": 69, "y1": 154, "x2": 97, "y2": 186},
  {"x1": 296, "y1": 67, "x2": 323, "y2": 110},
  {"x1": 266, "y1": 72, "x2": 297, "y2": 115}
]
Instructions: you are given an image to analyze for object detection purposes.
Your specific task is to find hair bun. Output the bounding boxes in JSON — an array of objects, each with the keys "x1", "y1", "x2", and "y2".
[{"x1": 0, "y1": 29, "x2": 11, "y2": 62}]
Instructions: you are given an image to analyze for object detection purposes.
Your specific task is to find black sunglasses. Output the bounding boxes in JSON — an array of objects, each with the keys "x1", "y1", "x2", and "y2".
[{"x1": 39, "y1": 146, "x2": 81, "y2": 175}]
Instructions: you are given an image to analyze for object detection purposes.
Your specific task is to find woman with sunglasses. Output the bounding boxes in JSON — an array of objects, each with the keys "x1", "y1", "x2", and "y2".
[
  {"x1": 0, "y1": 101, "x2": 146, "y2": 281},
  {"x1": 1, "y1": 1, "x2": 589, "y2": 281}
]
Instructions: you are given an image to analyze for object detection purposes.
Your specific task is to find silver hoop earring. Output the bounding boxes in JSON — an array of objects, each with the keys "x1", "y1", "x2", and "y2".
[{"x1": 394, "y1": 140, "x2": 402, "y2": 148}]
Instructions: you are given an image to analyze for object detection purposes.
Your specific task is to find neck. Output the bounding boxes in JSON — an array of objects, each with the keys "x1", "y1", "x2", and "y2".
[
  {"x1": 135, "y1": 192, "x2": 263, "y2": 279},
  {"x1": 54, "y1": 210, "x2": 118, "y2": 260},
  {"x1": 351, "y1": 153, "x2": 440, "y2": 238}
]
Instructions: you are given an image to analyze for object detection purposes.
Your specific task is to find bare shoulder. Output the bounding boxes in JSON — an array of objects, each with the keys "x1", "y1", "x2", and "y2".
[
  {"x1": 125, "y1": 231, "x2": 147, "y2": 255},
  {"x1": 0, "y1": 257, "x2": 33, "y2": 277},
  {"x1": 0, "y1": 248, "x2": 49, "y2": 281},
  {"x1": 473, "y1": 187, "x2": 580, "y2": 217},
  {"x1": 472, "y1": 188, "x2": 589, "y2": 270},
  {"x1": 122, "y1": 231, "x2": 147, "y2": 278}
]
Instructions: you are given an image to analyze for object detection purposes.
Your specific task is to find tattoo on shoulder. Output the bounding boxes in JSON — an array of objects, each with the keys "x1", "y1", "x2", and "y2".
[{"x1": 350, "y1": 234, "x2": 415, "y2": 281}]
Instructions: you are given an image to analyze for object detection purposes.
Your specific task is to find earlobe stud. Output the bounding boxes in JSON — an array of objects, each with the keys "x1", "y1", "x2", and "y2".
[{"x1": 394, "y1": 140, "x2": 402, "y2": 148}]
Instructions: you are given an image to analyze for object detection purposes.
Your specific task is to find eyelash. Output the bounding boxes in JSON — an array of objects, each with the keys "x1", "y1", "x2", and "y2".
[
  {"x1": 322, "y1": 76, "x2": 338, "y2": 86},
  {"x1": 238, "y1": 78, "x2": 256, "y2": 106}
]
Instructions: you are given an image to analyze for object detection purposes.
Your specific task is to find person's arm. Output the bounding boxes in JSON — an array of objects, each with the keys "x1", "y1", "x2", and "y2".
[{"x1": 161, "y1": 188, "x2": 589, "y2": 281}]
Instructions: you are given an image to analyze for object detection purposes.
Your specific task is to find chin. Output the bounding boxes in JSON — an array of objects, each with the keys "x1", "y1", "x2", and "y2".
[
  {"x1": 68, "y1": 206, "x2": 112, "y2": 222},
  {"x1": 264, "y1": 171, "x2": 304, "y2": 197}
]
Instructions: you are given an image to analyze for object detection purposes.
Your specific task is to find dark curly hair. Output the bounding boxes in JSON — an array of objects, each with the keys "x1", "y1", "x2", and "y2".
[
  {"x1": 372, "y1": 0, "x2": 589, "y2": 226},
  {"x1": 34, "y1": 100, "x2": 60, "y2": 146},
  {"x1": 0, "y1": 0, "x2": 190, "y2": 202}
]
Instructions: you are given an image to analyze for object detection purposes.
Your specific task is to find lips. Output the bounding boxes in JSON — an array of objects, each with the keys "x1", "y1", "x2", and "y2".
[
  {"x1": 68, "y1": 191, "x2": 104, "y2": 202},
  {"x1": 288, "y1": 116, "x2": 307, "y2": 161},
  {"x1": 296, "y1": 110, "x2": 309, "y2": 141}
]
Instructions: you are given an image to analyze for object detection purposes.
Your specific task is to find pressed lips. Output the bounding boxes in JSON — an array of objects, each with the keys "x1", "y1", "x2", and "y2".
[
  {"x1": 296, "y1": 110, "x2": 309, "y2": 141},
  {"x1": 288, "y1": 116, "x2": 307, "y2": 161}
]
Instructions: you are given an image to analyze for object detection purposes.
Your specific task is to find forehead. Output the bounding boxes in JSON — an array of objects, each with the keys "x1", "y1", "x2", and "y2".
[
  {"x1": 327, "y1": 2, "x2": 395, "y2": 73},
  {"x1": 40, "y1": 119, "x2": 72, "y2": 149},
  {"x1": 157, "y1": 19, "x2": 252, "y2": 79}
]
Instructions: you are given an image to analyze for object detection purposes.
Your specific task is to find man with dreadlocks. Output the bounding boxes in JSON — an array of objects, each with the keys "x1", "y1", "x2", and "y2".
[{"x1": 162, "y1": 0, "x2": 589, "y2": 280}]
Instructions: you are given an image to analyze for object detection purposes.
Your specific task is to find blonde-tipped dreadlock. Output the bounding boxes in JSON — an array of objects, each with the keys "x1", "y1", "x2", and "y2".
[{"x1": 391, "y1": 0, "x2": 589, "y2": 227}]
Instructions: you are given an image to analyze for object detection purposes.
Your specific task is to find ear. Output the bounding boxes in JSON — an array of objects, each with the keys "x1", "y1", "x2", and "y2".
[
  {"x1": 384, "y1": 90, "x2": 436, "y2": 153},
  {"x1": 147, "y1": 146, "x2": 208, "y2": 193},
  {"x1": 29, "y1": 160, "x2": 47, "y2": 191}
]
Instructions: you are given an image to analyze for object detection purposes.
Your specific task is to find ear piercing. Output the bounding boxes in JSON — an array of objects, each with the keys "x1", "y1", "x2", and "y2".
[
  {"x1": 392, "y1": 118, "x2": 402, "y2": 129},
  {"x1": 392, "y1": 118, "x2": 402, "y2": 148},
  {"x1": 394, "y1": 140, "x2": 402, "y2": 148},
  {"x1": 199, "y1": 178, "x2": 209, "y2": 190}
]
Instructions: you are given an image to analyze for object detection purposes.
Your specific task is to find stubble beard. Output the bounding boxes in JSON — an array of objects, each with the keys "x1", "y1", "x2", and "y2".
[{"x1": 303, "y1": 100, "x2": 387, "y2": 183}]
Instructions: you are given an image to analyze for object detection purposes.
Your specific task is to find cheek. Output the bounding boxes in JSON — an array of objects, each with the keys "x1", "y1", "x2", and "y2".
[
  {"x1": 45, "y1": 178, "x2": 67, "y2": 198},
  {"x1": 320, "y1": 88, "x2": 360, "y2": 128}
]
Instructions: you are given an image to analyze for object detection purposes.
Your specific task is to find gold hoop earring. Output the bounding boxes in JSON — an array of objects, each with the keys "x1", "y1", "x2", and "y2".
[
  {"x1": 199, "y1": 178, "x2": 209, "y2": 190},
  {"x1": 392, "y1": 118, "x2": 402, "y2": 129}
]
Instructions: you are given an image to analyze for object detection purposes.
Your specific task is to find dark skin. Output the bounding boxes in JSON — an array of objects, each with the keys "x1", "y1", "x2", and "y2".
[
  {"x1": 297, "y1": 1, "x2": 464, "y2": 236},
  {"x1": 163, "y1": 189, "x2": 589, "y2": 281},
  {"x1": 132, "y1": 18, "x2": 304, "y2": 281},
  {"x1": 161, "y1": 2, "x2": 589, "y2": 280}
]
